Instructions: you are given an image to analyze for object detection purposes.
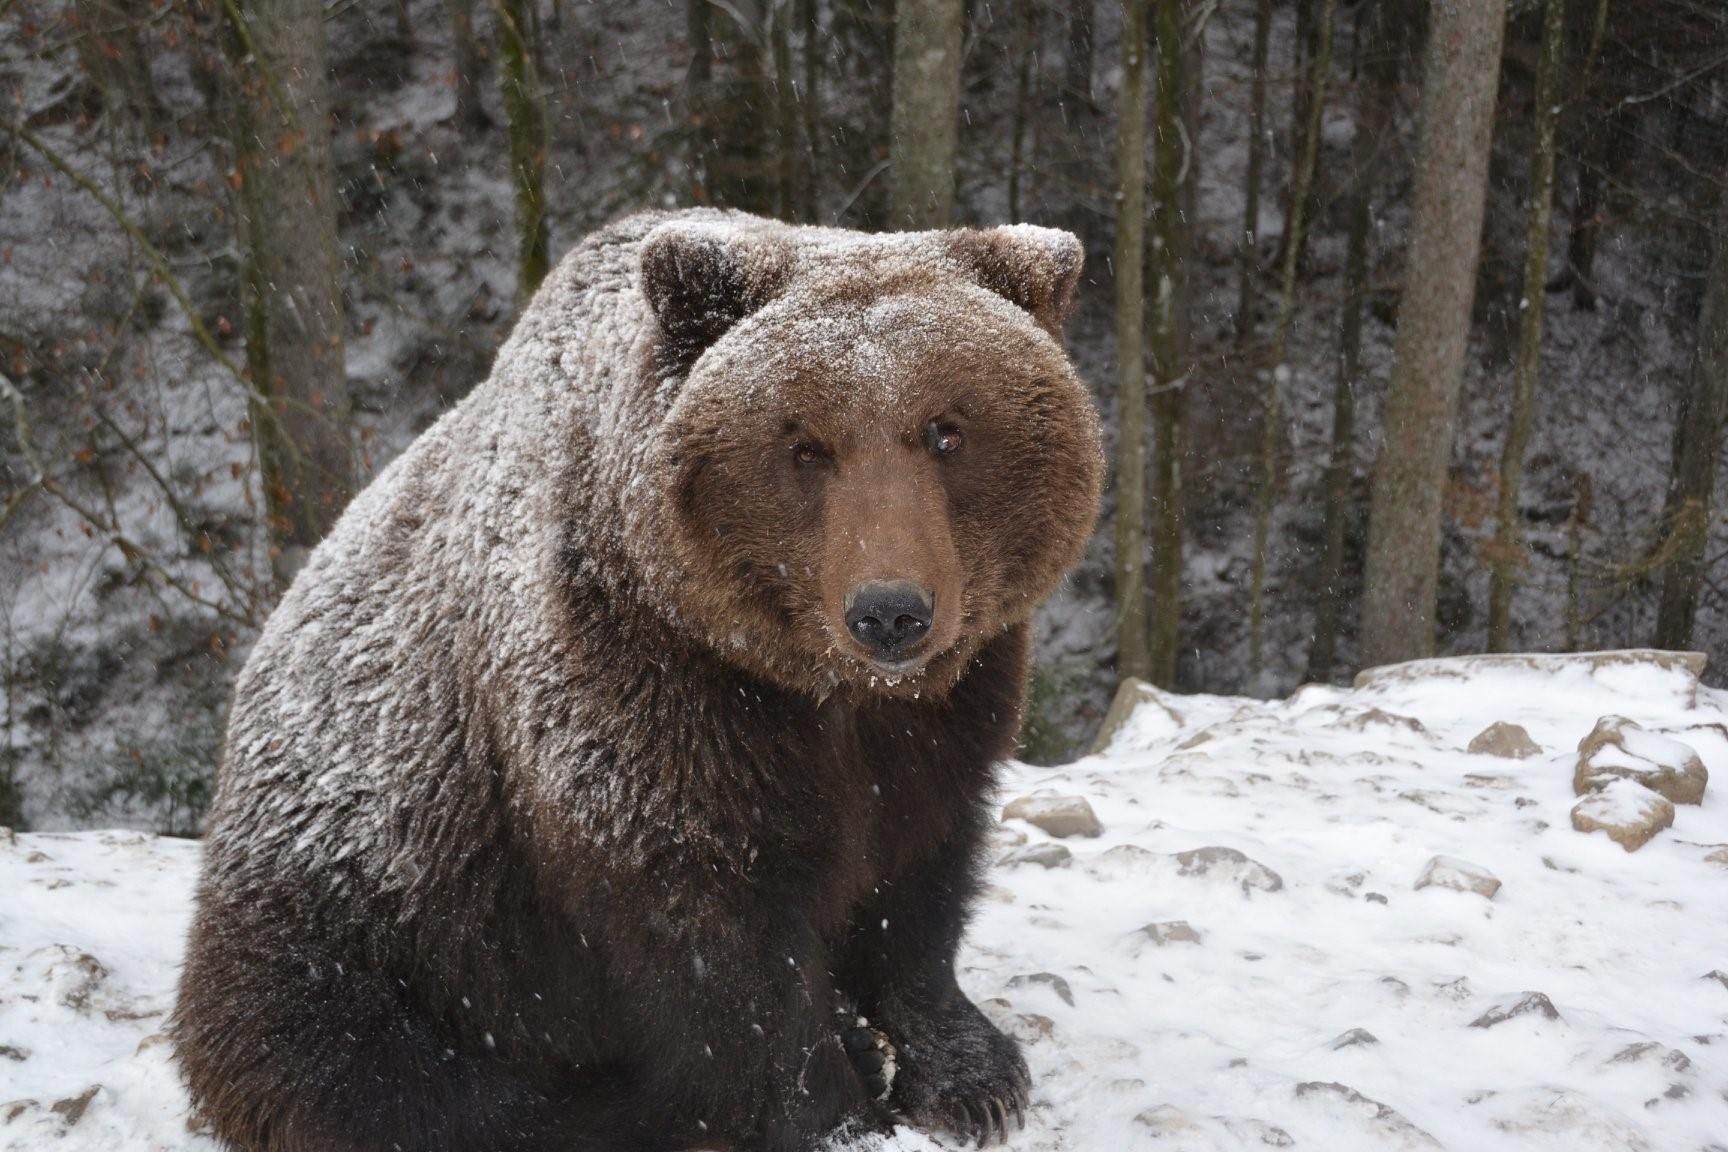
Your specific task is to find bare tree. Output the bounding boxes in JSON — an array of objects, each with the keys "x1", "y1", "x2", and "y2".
[
  {"x1": 1115, "y1": 0, "x2": 1151, "y2": 682},
  {"x1": 1146, "y1": 0, "x2": 1193, "y2": 688},
  {"x1": 1486, "y1": 0, "x2": 1565, "y2": 652},
  {"x1": 890, "y1": 0, "x2": 965, "y2": 229},
  {"x1": 73, "y1": 0, "x2": 163, "y2": 137},
  {"x1": 1654, "y1": 186, "x2": 1728, "y2": 648},
  {"x1": 451, "y1": 0, "x2": 491, "y2": 134},
  {"x1": 1360, "y1": 0, "x2": 1507, "y2": 668},
  {"x1": 224, "y1": 0, "x2": 355, "y2": 587},
  {"x1": 1307, "y1": 0, "x2": 1399, "y2": 683},
  {"x1": 1236, "y1": 0, "x2": 1271, "y2": 343},
  {"x1": 1067, "y1": 0, "x2": 1095, "y2": 105},
  {"x1": 498, "y1": 0, "x2": 549, "y2": 302},
  {"x1": 1248, "y1": 0, "x2": 1335, "y2": 684}
]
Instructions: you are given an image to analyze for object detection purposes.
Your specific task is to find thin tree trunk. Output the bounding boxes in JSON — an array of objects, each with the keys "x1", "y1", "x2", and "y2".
[
  {"x1": 1306, "y1": 0, "x2": 1394, "y2": 684},
  {"x1": 75, "y1": 0, "x2": 162, "y2": 137},
  {"x1": 1360, "y1": 0, "x2": 1507, "y2": 669},
  {"x1": 452, "y1": 0, "x2": 491, "y2": 134},
  {"x1": 1654, "y1": 186, "x2": 1728, "y2": 648},
  {"x1": 890, "y1": 0, "x2": 965, "y2": 229},
  {"x1": 1236, "y1": 0, "x2": 1271, "y2": 344},
  {"x1": 800, "y1": 0, "x2": 822, "y2": 222},
  {"x1": 1486, "y1": 0, "x2": 1565, "y2": 653},
  {"x1": 224, "y1": 0, "x2": 354, "y2": 588},
  {"x1": 1115, "y1": 0, "x2": 1151, "y2": 683},
  {"x1": 1281, "y1": 0, "x2": 1319, "y2": 275},
  {"x1": 772, "y1": 1, "x2": 799, "y2": 220},
  {"x1": 394, "y1": 0, "x2": 414, "y2": 49},
  {"x1": 1247, "y1": 0, "x2": 1334, "y2": 686},
  {"x1": 686, "y1": 0, "x2": 713, "y2": 201},
  {"x1": 1146, "y1": 0, "x2": 1189, "y2": 688},
  {"x1": 498, "y1": 0, "x2": 549, "y2": 303},
  {"x1": 1007, "y1": 0, "x2": 1039, "y2": 222},
  {"x1": 1565, "y1": 473, "x2": 1592, "y2": 650},
  {"x1": 1067, "y1": 0, "x2": 1094, "y2": 106}
]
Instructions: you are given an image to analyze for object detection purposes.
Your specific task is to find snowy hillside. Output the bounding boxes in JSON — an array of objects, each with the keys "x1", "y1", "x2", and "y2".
[{"x1": 4, "y1": 651, "x2": 1728, "y2": 1150}]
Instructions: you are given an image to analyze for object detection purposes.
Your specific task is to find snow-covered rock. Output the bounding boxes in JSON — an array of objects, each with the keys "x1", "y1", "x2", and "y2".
[
  {"x1": 1414, "y1": 854, "x2": 1502, "y2": 899},
  {"x1": 6, "y1": 651, "x2": 1728, "y2": 1150},
  {"x1": 1574, "y1": 715, "x2": 1709, "y2": 805},
  {"x1": 1570, "y1": 778, "x2": 1677, "y2": 852},
  {"x1": 1467, "y1": 721, "x2": 1543, "y2": 759},
  {"x1": 1000, "y1": 794, "x2": 1102, "y2": 839}
]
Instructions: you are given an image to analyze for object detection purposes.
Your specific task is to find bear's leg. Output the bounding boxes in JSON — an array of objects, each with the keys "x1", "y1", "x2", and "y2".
[
  {"x1": 604, "y1": 888, "x2": 894, "y2": 1151},
  {"x1": 836, "y1": 812, "x2": 1030, "y2": 1147},
  {"x1": 173, "y1": 925, "x2": 672, "y2": 1152}
]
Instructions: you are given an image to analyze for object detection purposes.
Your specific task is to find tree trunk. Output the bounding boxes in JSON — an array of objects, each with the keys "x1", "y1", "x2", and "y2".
[
  {"x1": 498, "y1": 0, "x2": 550, "y2": 303},
  {"x1": 1306, "y1": 0, "x2": 1395, "y2": 684},
  {"x1": 772, "y1": 1, "x2": 799, "y2": 220},
  {"x1": 451, "y1": 0, "x2": 491, "y2": 134},
  {"x1": 1115, "y1": 0, "x2": 1151, "y2": 683},
  {"x1": 75, "y1": 0, "x2": 162, "y2": 138},
  {"x1": 686, "y1": 0, "x2": 713, "y2": 201},
  {"x1": 1067, "y1": 0, "x2": 1094, "y2": 106},
  {"x1": 1654, "y1": 187, "x2": 1728, "y2": 648},
  {"x1": 1486, "y1": 0, "x2": 1565, "y2": 652},
  {"x1": 800, "y1": 0, "x2": 822, "y2": 222},
  {"x1": 224, "y1": 0, "x2": 354, "y2": 589},
  {"x1": 890, "y1": 0, "x2": 965, "y2": 229},
  {"x1": 1247, "y1": 0, "x2": 1334, "y2": 686},
  {"x1": 710, "y1": 2, "x2": 778, "y2": 214},
  {"x1": 1236, "y1": 0, "x2": 1271, "y2": 343},
  {"x1": 1146, "y1": 0, "x2": 1190, "y2": 688},
  {"x1": 1007, "y1": 0, "x2": 1039, "y2": 222},
  {"x1": 1359, "y1": 0, "x2": 1507, "y2": 669}
]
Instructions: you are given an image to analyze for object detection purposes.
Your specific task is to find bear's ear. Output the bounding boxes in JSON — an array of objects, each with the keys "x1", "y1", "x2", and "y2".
[
  {"x1": 640, "y1": 221, "x2": 793, "y2": 371},
  {"x1": 946, "y1": 225, "x2": 1084, "y2": 337}
]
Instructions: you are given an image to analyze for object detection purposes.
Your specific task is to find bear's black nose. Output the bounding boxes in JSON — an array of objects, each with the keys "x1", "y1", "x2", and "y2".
[{"x1": 845, "y1": 581, "x2": 934, "y2": 660}]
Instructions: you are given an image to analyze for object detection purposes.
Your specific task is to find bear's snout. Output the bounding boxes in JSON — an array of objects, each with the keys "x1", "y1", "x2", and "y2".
[{"x1": 844, "y1": 580, "x2": 934, "y2": 663}]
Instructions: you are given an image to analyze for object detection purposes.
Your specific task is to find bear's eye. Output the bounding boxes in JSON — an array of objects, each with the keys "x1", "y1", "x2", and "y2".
[
  {"x1": 925, "y1": 421, "x2": 964, "y2": 457},
  {"x1": 792, "y1": 442, "x2": 829, "y2": 467}
]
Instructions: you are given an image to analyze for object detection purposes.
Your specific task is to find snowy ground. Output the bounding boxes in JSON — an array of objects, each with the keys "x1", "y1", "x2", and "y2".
[{"x1": 4, "y1": 651, "x2": 1728, "y2": 1150}]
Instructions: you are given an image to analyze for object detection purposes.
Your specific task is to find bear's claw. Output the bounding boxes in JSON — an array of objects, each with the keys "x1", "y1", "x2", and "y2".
[{"x1": 949, "y1": 1086, "x2": 1027, "y2": 1146}]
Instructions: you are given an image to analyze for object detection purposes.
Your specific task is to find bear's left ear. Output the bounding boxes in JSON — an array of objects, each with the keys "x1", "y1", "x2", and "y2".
[
  {"x1": 641, "y1": 220, "x2": 794, "y2": 372},
  {"x1": 946, "y1": 225, "x2": 1084, "y2": 337}
]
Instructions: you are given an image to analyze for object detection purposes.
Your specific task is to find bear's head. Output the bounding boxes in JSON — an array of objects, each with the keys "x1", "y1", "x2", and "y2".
[{"x1": 637, "y1": 216, "x2": 1103, "y2": 700}]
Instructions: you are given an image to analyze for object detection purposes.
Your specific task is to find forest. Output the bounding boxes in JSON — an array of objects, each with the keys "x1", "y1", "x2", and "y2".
[{"x1": 1, "y1": 0, "x2": 1725, "y2": 833}]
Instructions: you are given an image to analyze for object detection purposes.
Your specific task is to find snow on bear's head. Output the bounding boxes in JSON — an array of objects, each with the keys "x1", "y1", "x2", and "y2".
[{"x1": 636, "y1": 216, "x2": 1103, "y2": 700}]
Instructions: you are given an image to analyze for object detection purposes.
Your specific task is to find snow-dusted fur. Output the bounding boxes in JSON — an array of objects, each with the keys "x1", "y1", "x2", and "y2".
[{"x1": 170, "y1": 210, "x2": 1102, "y2": 1152}]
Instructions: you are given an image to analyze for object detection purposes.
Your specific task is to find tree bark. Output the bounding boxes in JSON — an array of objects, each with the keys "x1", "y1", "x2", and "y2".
[
  {"x1": 772, "y1": 2, "x2": 799, "y2": 220},
  {"x1": 800, "y1": 0, "x2": 822, "y2": 222},
  {"x1": 1654, "y1": 187, "x2": 1728, "y2": 648},
  {"x1": 1248, "y1": 0, "x2": 1334, "y2": 685},
  {"x1": 1067, "y1": 0, "x2": 1094, "y2": 106},
  {"x1": 1235, "y1": 0, "x2": 1272, "y2": 343},
  {"x1": 224, "y1": 0, "x2": 354, "y2": 588},
  {"x1": 1007, "y1": 0, "x2": 1039, "y2": 222},
  {"x1": 451, "y1": 0, "x2": 491, "y2": 134},
  {"x1": 1306, "y1": 0, "x2": 1394, "y2": 683},
  {"x1": 1360, "y1": 0, "x2": 1507, "y2": 669},
  {"x1": 1486, "y1": 0, "x2": 1565, "y2": 652},
  {"x1": 686, "y1": 0, "x2": 713, "y2": 201},
  {"x1": 1115, "y1": 0, "x2": 1152, "y2": 683},
  {"x1": 890, "y1": 0, "x2": 965, "y2": 229},
  {"x1": 498, "y1": 0, "x2": 549, "y2": 303},
  {"x1": 1146, "y1": 0, "x2": 1190, "y2": 688}
]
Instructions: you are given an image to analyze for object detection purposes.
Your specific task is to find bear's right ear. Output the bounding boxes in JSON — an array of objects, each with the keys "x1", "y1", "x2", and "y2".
[
  {"x1": 946, "y1": 225, "x2": 1084, "y2": 338},
  {"x1": 640, "y1": 222, "x2": 793, "y2": 371}
]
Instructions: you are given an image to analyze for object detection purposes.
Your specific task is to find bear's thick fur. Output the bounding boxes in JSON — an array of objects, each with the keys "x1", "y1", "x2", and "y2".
[{"x1": 172, "y1": 210, "x2": 1103, "y2": 1152}]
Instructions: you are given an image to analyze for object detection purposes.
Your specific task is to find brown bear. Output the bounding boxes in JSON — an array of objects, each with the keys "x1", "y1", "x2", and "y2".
[{"x1": 171, "y1": 209, "x2": 1103, "y2": 1152}]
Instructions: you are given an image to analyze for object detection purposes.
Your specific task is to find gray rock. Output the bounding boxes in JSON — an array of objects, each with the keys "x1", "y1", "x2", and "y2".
[
  {"x1": 1007, "y1": 972, "x2": 1074, "y2": 1007},
  {"x1": 998, "y1": 842, "x2": 1073, "y2": 869},
  {"x1": 1000, "y1": 794, "x2": 1102, "y2": 839},
  {"x1": 1293, "y1": 1081, "x2": 1441, "y2": 1148},
  {"x1": 1471, "y1": 991, "x2": 1561, "y2": 1028},
  {"x1": 1089, "y1": 677, "x2": 1186, "y2": 754},
  {"x1": 1174, "y1": 846, "x2": 1284, "y2": 895},
  {"x1": 1134, "y1": 920, "x2": 1203, "y2": 948},
  {"x1": 1468, "y1": 721, "x2": 1543, "y2": 759},
  {"x1": 1414, "y1": 855, "x2": 1501, "y2": 899},
  {"x1": 1330, "y1": 1027, "x2": 1380, "y2": 1050}
]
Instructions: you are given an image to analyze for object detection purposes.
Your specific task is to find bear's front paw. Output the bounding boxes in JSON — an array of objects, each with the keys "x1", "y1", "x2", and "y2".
[
  {"x1": 840, "y1": 1017, "x2": 897, "y2": 1102},
  {"x1": 879, "y1": 1006, "x2": 1029, "y2": 1147}
]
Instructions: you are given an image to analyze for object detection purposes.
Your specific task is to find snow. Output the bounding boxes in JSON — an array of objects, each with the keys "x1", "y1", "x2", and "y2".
[{"x1": 5, "y1": 653, "x2": 1728, "y2": 1150}]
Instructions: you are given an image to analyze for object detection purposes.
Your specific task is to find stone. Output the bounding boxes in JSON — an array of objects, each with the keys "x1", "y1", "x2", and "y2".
[
  {"x1": 1471, "y1": 991, "x2": 1561, "y2": 1028},
  {"x1": 998, "y1": 842, "x2": 1073, "y2": 869},
  {"x1": 1000, "y1": 794, "x2": 1102, "y2": 839},
  {"x1": 1006, "y1": 972, "x2": 1074, "y2": 1007},
  {"x1": 1134, "y1": 1104, "x2": 1198, "y2": 1136},
  {"x1": 1414, "y1": 855, "x2": 1501, "y2": 899},
  {"x1": 1575, "y1": 716, "x2": 1708, "y2": 805},
  {"x1": 1174, "y1": 846, "x2": 1284, "y2": 895},
  {"x1": 0, "y1": 1044, "x2": 27, "y2": 1062},
  {"x1": 1133, "y1": 920, "x2": 1203, "y2": 948},
  {"x1": 1330, "y1": 1028, "x2": 1380, "y2": 1050},
  {"x1": 1571, "y1": 780, "x2": 1675, "y2": 852},
  {"x1": 1334, "y1": 708, "x2": 1427, "y2": 735},
  {"x1": 1090, "y1": 677, "x2": 1186, "y2": 754},
  {"x1": 1468, "y1": 721, "x2": 1542, "y2": 759},
  {"x1": 1353, "y1": 649, "x2": 1707, "y2": 695},
  {"x1": 1292, "y1": 1081, "x2": 1441, "y2": 1148},
  {"x1": 49, "y1": 1085, "x2": 99, "y2": 1127},
  {"x1": 1704, "y1": 846, "x2": 1728, "y2": 868}
]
